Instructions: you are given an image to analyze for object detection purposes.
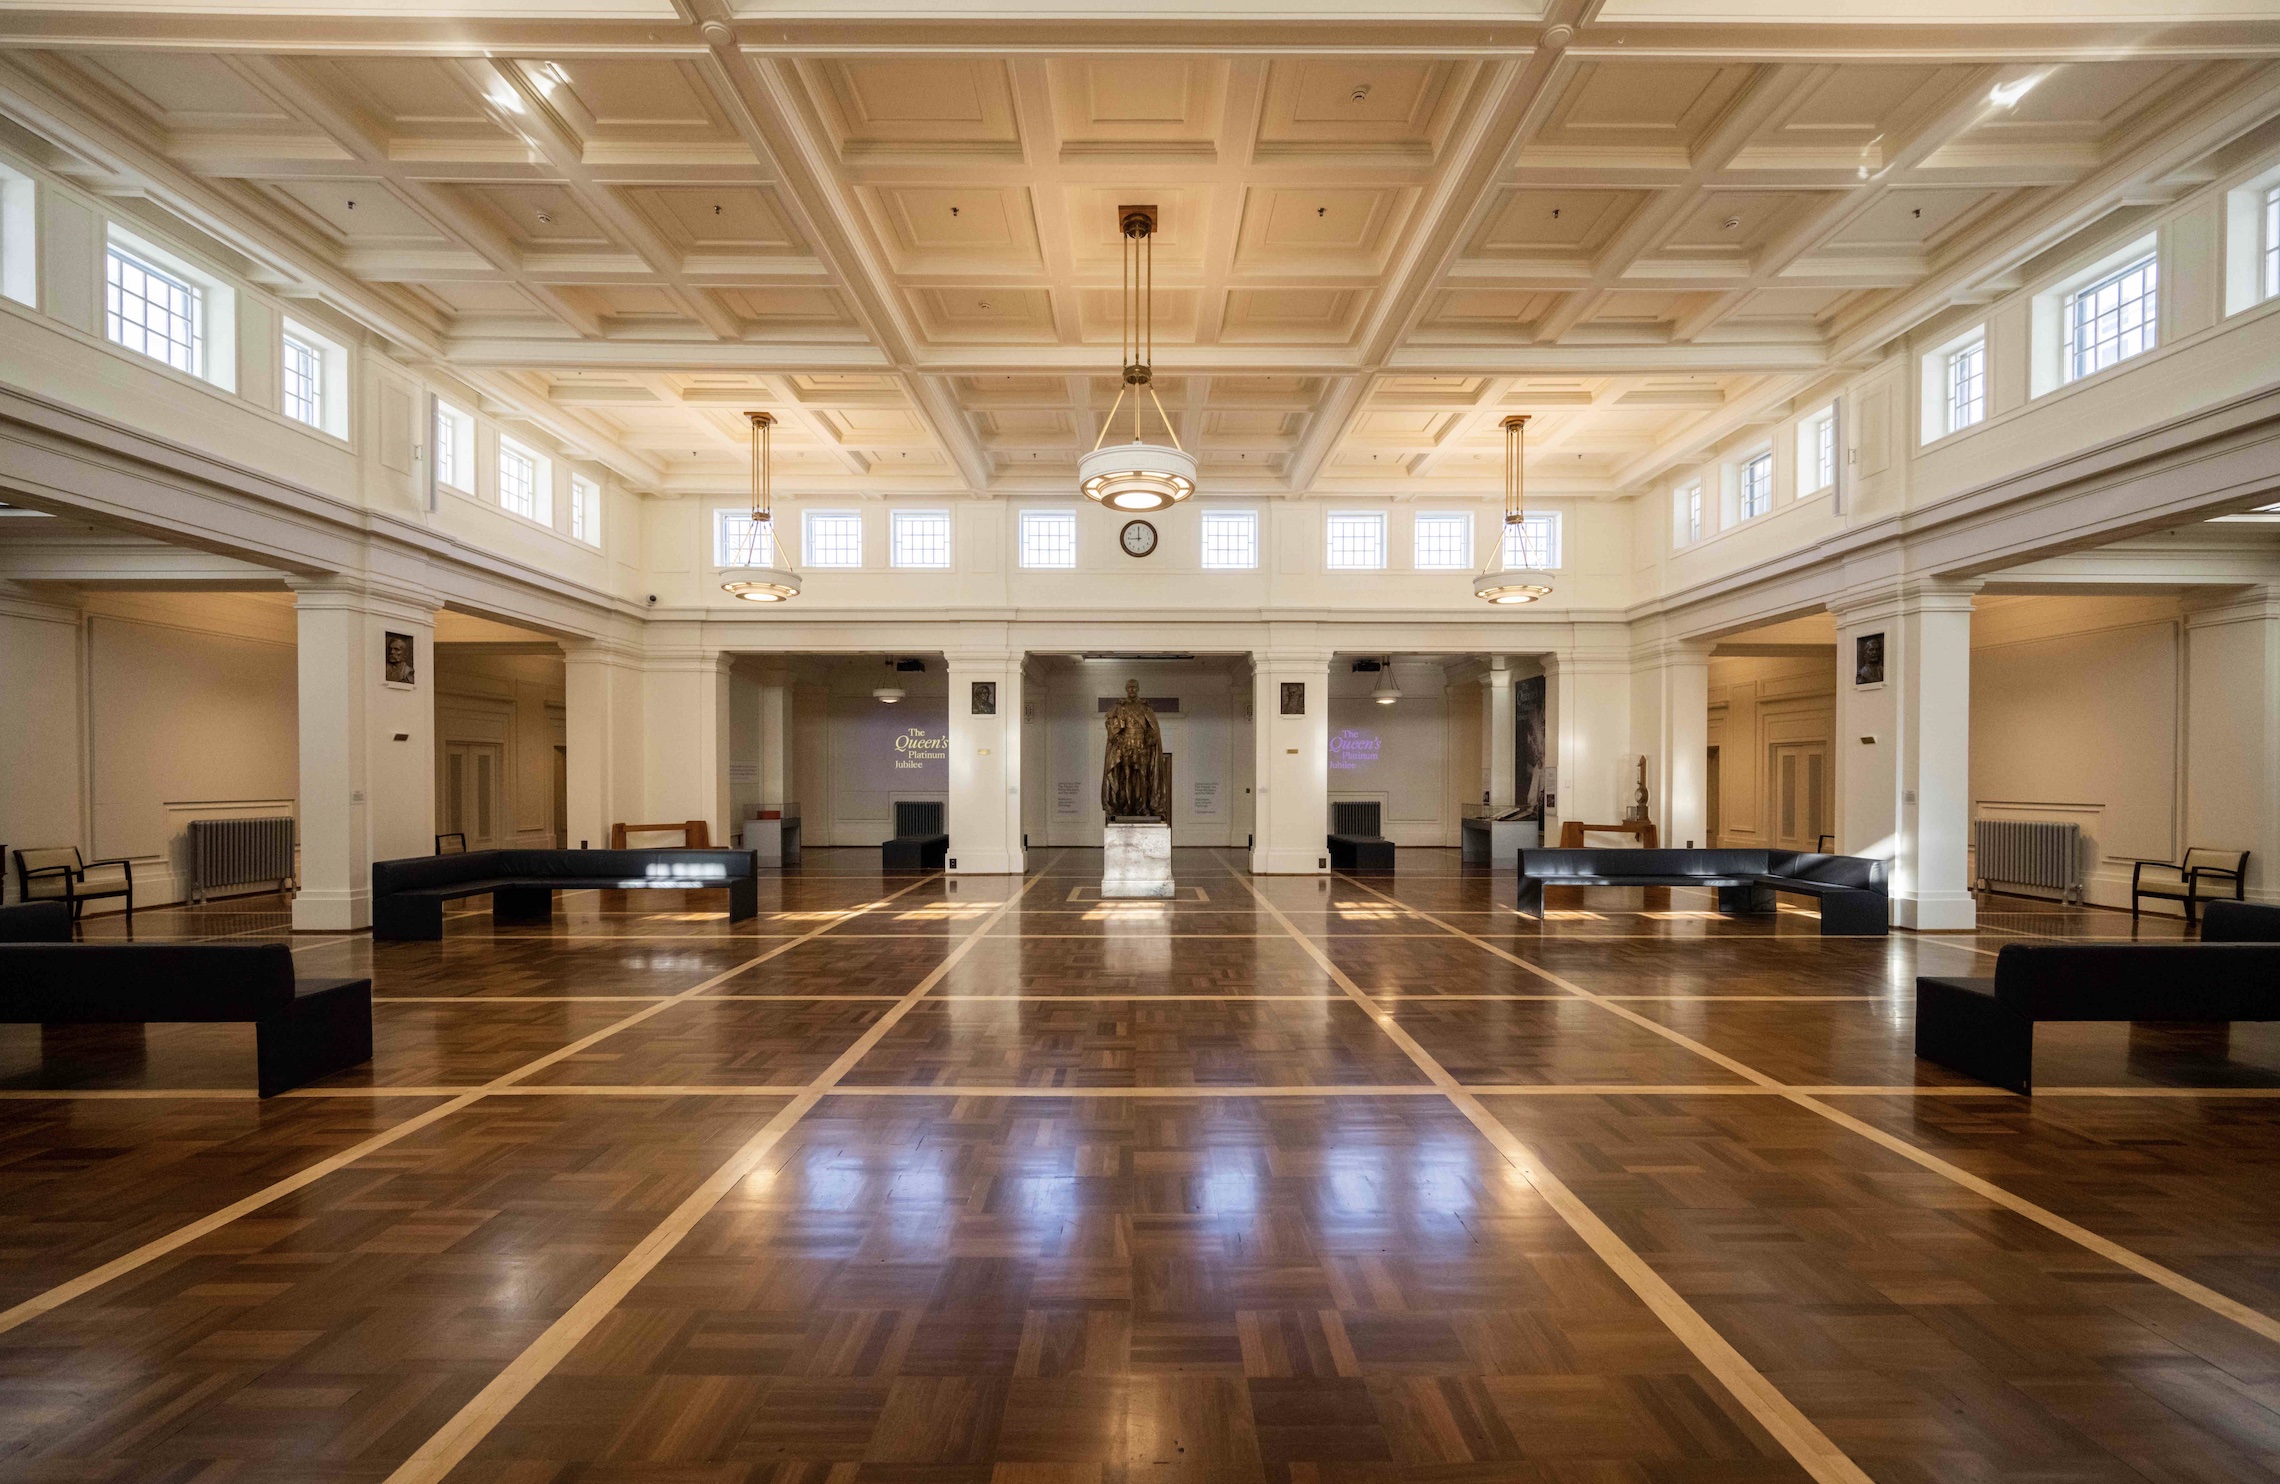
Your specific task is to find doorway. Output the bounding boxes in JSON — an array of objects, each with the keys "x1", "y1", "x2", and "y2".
[
  {"x1": 552, "y1": 745, "x2": 568, "y2": 849},
  {"x1": 1705, "y1": 746, "x2": 1721, "y2": 846},
  {"x1": 441, "y1": 740, "x2": 506, "y2": 850},
  {"x1": 1769, "y1": 741, "x2": 1829, "y2": 851}
]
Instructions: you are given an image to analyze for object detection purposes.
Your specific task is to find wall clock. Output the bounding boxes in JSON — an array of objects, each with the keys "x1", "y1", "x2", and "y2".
[{"x1": 1119, "y1": 519, "x2": 1158, "y2": 558}]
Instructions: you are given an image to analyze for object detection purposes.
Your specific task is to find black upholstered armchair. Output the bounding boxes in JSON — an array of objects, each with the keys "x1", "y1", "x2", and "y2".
[{"x1": 13, "y1": 846, "x2": 135, "y2": 921}]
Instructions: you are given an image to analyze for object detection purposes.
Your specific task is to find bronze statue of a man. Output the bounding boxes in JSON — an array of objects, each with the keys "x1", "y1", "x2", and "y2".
[{"x1": 1101, "y1": 679, "x2": 1164, "y2": 821}]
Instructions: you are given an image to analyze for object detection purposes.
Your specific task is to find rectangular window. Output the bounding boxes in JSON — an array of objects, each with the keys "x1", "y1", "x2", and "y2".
[
  {"x1": 1325, "y1": 512, "x2": 1387, "y2": 570},
  {"x1": 105, "y1": 242, "x2": 202, "y2": 377},
  {"x1": 281, "y1": 333, "x2": 323, "y2": 428},
  {"x1": 1018, "y1": 509, "x2": 1076, "y2": 569},
  {"x1": 717, "y1": 510, "x2": 774, "y2": 567},
  {"x1": 1503, "y1": 512, "x2": 1561, "y2": 570},
  {"x1": 498, "y1": 439, "x2": 550, "y2": 524},
  {"x1": 891, "y1": 510, "x2": 952, "y2": 569},
  {"x1": 1, "y1": 163, "x2": 36, "y2": 309},
  {"x1": 1676, "y1": 483, "x2": 1703, "y2": 545},
  {"x1": 2064, "y1": 253, "x2": 2157, "y2": 383},
  {"x1": 803, "y1": 511, "x2": 863, "y2": 568},
  {"x1": 1738, "y1": 453, "x2": 1773, "y2": 519},
  {"x1": 1411, "y1": 512, "x2": 1472, "y2": 571},
  {"x1": 1947, "y1": 339, "x2": 1986, "y2": 432},
  {"x1": 1812, "y1": 413, "x2": 1835, "y2": 492},
  {"x1": 570, "y1": 474, "x2": 601, "y2": 546},
  {"x1": 2265, "y1": 187, "x2": 2278, "y2": 302},
  {"x1": 1200, "y1": 510, "x2": 1258, "y2": 569},
  {"x1": 434, "y1": 401, "x2": 474, "y2": 492}
]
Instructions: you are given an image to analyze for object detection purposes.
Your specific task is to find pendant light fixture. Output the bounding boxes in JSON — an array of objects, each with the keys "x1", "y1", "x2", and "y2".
[
  {"x1": 1474, "y1": 413, "x2": 1553, "y2": 605},
  {"x1": 1371, "y1": 657, "x2": 1402, "y2": 706},
  {"x1": 721, "y1": 410, "x2": 801, "y2": 603},
  {"x1": 1079, "y1": 205, "x2": 1196, "y2": 513}
]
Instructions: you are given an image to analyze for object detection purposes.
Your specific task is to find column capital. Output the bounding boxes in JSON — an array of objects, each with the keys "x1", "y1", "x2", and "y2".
[
  {"x1": 943, "y1": 649, "x2": 1021, "y2": 670},
  {"x1": 285, "y1": 573, "x2": 443, "y2": 623},
  {"x1": 2182, "y1": 583, "x2": 2280, "y2": 627},
  {"x1": 562, "y1": 636, "x2": 646, "y2": 667},
  {"x1": 1826, "y1": 576, "x2": 1982, "y2": 626},
  {"x1": 1629, "y1": 636, "x2": 1716, "y2": 668}
]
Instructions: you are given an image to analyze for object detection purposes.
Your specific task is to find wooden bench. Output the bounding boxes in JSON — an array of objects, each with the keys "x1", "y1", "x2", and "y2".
[
  {"x1": 1517, "y1": 848, "x2": 1889, "y2": 936},
  {"x1": 372, "y1": 848, "x2": 760, "y2": 941},
  {"x1": 1915, "y1": 939, "x2": 2280, "y2": 1093},
  {"x1": 882, "y1": 834, "x2": 950, "y2": 872},
  {"x1": 1327, "y1": 833, "x2": 1395, "y2": 872},
  {"x1": 0, "y1": 940, "x2": 373, "y2": 1096}
]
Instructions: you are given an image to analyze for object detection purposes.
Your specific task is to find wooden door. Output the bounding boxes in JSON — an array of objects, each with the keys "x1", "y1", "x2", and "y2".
[
  {"x1": 442, "y1": 741, "x2": 506, "y2": 850},
  {"x1": 1769, "y1": 742, "x2": 1828, "y2": 851}
]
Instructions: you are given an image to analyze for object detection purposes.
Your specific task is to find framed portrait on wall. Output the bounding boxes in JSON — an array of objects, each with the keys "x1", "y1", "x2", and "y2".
[
  {"x1": 1279, "y1": 681, "x2": 1305, "y2": 716},
  {"x1": 1854, "y1": 632, "x2": 1885, "y2": 687},
  {"x1": 383, "y1": 631, "x2": 416, "y2": 688},
  {"x1": 971, "y1": 680, "x2": 996, "y2": 716}
]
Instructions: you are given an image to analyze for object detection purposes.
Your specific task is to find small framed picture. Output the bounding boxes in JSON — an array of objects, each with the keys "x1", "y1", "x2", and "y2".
[
  {"x1": 1854, "y1": 632, "x2": 1885, "y2": 687},
  {"x1": 1279, "y1": 681, "x2": 1306, "y2": 716},
  {"x1": 383, "y1": 631, "x2": 417, "y2": 688},
  {"x1": 971, "y1": 680, "x2": 996, "y2": 716}
]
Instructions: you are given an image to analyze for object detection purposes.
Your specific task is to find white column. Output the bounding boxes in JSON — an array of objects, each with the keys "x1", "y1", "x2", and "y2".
[
  {"x1": 563, "y1": 638, "x2": 644, "y2": 851},
  {"x1": 1832, "y1": 579, "x2": 1978, "y2": 930},
  {"x1": 1251, "y1": 649, "x2": 1331, "y2": 874},
  {"x1": 1484, "y1": 658, "x2": 1516, "y2": 810},
  {"x1": 1631, "y1": 637, "x2": 1713, "y2": 850},
  {"x1": 288, "y1": 576, "x2": 438, "y2": 930},
  {"x1": 2184, "y1": 586, "x2": 2280, "y2": 904},
  {"x1": 946, "y1": 650, "x2": 1024, "y2": 875},
  {"x1": 1543, "y1": 646, "x2": 1629, "y2": 834},
  {"x1": 758, "y1": 672, "x2": 794, "y2": 812},
  {"x1": 643, "y1": 648, "x2": 731, "y2": 846}
]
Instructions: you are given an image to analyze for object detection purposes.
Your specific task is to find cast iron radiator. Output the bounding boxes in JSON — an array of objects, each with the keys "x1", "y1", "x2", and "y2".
[
  {"x1": 1972, "y1": 818, "x2": 2081, "y2": 903},
  {"x1": 1331, "y1": 800, "x2": 1383, "y2": 836},
  {"x1": 895, "y1": 801, "x2": 945, "y2": 837},
  {"x1": 187, "y1": 817, "x2": 296, "y2": 904}
]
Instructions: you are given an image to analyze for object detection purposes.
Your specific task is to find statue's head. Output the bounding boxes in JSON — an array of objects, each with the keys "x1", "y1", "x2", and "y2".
[{"x1": 1125, "y1": 678, "x2": 1140, "y2": 699}]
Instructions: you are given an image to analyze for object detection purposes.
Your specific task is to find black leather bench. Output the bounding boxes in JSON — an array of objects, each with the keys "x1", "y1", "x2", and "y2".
[
  {"x1": 1327, "y1": 833, "x2": 1395, "y2": 872},
  {"x1": 1915, "y1": 940, "x2": 2280, "y2": 1093},
  {"x1": 2205, "y1": 900, "x2": 2280, "y2": 942},
  {"x1": 1517, "y1": 848, "x2": 1889, "y2": 935},
  {"x1": 373, "y1": 848, "x2": 760, "y2": 941},
  {"x1": 882, "y1": 834, "x2": 949, "y2": 872},
  {"x1": 0, "y1": 941, "x2": 372, "y2": 1096},
  {"x1": 0, "y1": 901, "x2": 71, "y2": 943}
]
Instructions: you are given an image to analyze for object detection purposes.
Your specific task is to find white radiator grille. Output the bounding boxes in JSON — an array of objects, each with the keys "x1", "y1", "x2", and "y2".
[
  {"x1": 1973, "y1": 819, "x2": 2081, "y2": 903},
  {"x1": 187, "y1": 817, "x2": 296, "y2": 904}
]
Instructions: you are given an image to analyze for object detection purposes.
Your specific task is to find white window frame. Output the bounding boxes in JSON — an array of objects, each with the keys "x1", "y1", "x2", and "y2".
[
  {"x1": 716, "y1": 509, "x2": 776, "y2": 568},
  {"x1": 1411, "y1": 512, "x2": 1473, "y2": 571},
  {"x1": 497, "y1": 437, "x2": 552, "y2": 526},
  {"x1": 433, "y1": 400, "x2": 475, "y2": 494},
  {"x1": 570, "y1": 472, "x2": 602, "y2": 547},
  {"x1": 1199, "y1": 509, "x2": 1259, "y2": 570},
  {"x1": 890, "y1": 509, "x2": 953, "y2": 570},
  {"x1": 1737, "y1": 452, "x2": 1774, "y2": 521},
  {"x1": 2265, "y1": 186, "x2": 2280, "y2": 303},
  {"x1": 1919, "y1": 325, "x2": 1987, "y2": 444},
  {"x1": 2031, "y1": 235, "x2": 2156, "y2": 397},
  {"x1": 105, "y1": 237, "x2": 203, "y2": 381},
  {"x1": 0, "y1": 160, "x2": 34, "y2": 309},
  {"x1": 1796, "y1": 407, "x2": 1836, "y2": 495},
  {"x1": 1017, "y1": 509, "x2": 1077, "y2": 569},
  {"x1": 802, "y1": 510, "x2": 864, "y2": 568},
  {"x1": 280, "y1": 331, "x2": 321, "y2": 429},
  {"x1": 1675, "y1": 481, "x2": 1704, "y2": 546},
  {"x1": 2062, "y1": 252, "x2": 2157, "y2": 385},
  {"x1": 279, "y1": 318, "x2": 349, "y2": 438},
  {"x1": 1325, "y1": 511, "x2": 1387, "y2": 571},
  {"x1": 1947, "y1": 338, "x2": 1986, "y2": 434},
  {"x1": 1502, "y1": 511, "x2": 1562, "y2": 571}
]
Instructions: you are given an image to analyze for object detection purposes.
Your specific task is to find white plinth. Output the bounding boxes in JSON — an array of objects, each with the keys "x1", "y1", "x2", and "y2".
[{"x1": 1103, "y1": 822, "x2": 1174, "y2": 898}]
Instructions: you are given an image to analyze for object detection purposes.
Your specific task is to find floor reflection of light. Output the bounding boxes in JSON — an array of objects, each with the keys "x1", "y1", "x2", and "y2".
[
  {"x1": 1543, "y1": 910, "x2": 1607, "y2": 921},
  {"x1": 773, "y1": 909, "x2": 857, "y2": 922},
  {"x1": 1643, "y1": 911, "x2": 1722, "y2": 921},
  {"x1": 644, "y1": 912, "x2": 728, "y2": 922},
  {"x1": 895, "y1": 905, "x2": 994, "y2": 921},
  {"x1": 1082, "y1": 903, "x2": 1172, "y2": 922}
]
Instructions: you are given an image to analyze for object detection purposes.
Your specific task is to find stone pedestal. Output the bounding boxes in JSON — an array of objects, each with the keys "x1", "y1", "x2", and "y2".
[{"x1": 1103, "y1": 822, "x2": 1173, "y2": 899}]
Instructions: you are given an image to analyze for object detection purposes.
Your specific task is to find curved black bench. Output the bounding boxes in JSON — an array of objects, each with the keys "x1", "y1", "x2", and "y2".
[
  {"x1": 1327, "y1": 833, "x2": 1394, "y2": 872},
  {"x1": 373, "y1": 848, "x2": 760, "y2": 941},
  {"x1": 2204, "y1": 900, "x2": 2280, "y2": 942},
  {"x1": 1518, "y1": 848, "x2": 1889, "y2": 935},
  {"x1": 0, "y1": 941, "x2": 371, "y2": 1096},
  {"x1": 0, "y1": 901, "x2": 71, "y2": 943},
  {"x1": 882, "y1": 834, "x2": 949, "y2": 872},
  {"x1": 1915, "y1": 940, "x2": 2280, "y2": 1093}
]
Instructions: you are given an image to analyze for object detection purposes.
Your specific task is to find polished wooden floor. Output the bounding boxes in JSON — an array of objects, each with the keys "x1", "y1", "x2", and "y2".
[{"x1": 5, "y1": 847, "x2": 2278, "y2": 1484}]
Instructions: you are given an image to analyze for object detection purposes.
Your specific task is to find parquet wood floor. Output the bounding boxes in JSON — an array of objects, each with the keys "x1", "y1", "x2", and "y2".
[{"x1": 2, "y1": 847, "x2": 2275, "y2": 1484}]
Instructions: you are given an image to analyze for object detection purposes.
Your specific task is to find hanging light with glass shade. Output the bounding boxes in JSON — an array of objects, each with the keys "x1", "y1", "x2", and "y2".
[
  {"x1": 1371, "y1": 656, "x2": 1402, "y2": 705},
  {"x1": 721, "y1": 410, "x2": 801, "y2": 603},
  {"x1": 1474, "y1": 413, "x2": 1553, "y2": 605},
  {"x1": 1079, "y1": 206, "x2": 1197, "y2": 513}
]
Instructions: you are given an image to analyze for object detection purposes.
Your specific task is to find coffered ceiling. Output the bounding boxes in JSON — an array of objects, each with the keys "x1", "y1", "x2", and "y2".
[{"x1": 1, "y1": 3, "x2": 2277, "y2": 502}]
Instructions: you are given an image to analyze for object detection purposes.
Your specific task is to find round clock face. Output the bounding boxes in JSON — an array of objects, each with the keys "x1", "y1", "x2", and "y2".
[{"x1": 1119, "y1": 520, "x2": 1158, "y2": 557}]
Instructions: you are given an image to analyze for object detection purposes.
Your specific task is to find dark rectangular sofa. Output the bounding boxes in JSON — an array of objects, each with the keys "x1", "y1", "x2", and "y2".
[
  {"x1": 0, "y1": 940, "x2": 372, "y2": 1096},
  {"x1": 1915, "y1": 939, "x2": 2280, "y2": 1093},
  {"x1": 882, "y1": 834, "x2": 950, "y2": 872},
  {"x1": 1327, "y1": 833, "x2": 1395, "y2": 872},
  {"x1": 1517, "y1": 848, "x2": 1889, "y2": 935},
  {"x1": 373, "y1": 847, "x2": 760, "y2": 941}
]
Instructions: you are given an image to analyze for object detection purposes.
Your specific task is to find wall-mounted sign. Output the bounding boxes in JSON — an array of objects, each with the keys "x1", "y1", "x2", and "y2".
[
  {"x1": 894, "y1": 727, "x2": 948, "y2": 771},
  {"x1": 1193, "y1": 780, "x2": 1219, "y2": 816},
  {"x1": 1328, "y1": 728, "x2": 1382, "y2": 772},
  {"x1": 1854, "y1": 632, "x2": 1885, "y2": 687},
  {"x1": 1280, "y1": 681, "x2": 1305, "y2": 716},
  {"x1": 1055, "y1": 780, "x2": 1081, "y2": 816}
]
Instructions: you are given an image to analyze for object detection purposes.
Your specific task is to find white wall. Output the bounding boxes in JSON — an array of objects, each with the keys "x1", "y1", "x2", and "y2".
[
  {"x1": 0, "y1": 586, "x2": 87, "y2": 902},
  {"x1": 790, "y1": 658, "x2": 950, "y2": 847},
  {"x1": 434, "y1": 646, "x2": 567, "y2": 849},
  {"x1": 1027, "y1": 658, "x2": 1251, "y2": 849},
  {"x1": 1707, "y1": 653, "x2": 1836, "y2": 849},
  {"x1": 1326, "y1": 658, "x2": 1465, "y2": 846}
]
